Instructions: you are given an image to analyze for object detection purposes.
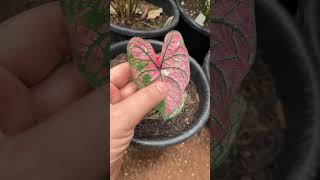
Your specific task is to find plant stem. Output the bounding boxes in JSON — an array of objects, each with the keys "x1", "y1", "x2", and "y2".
[{"x1": 111, "y1": 0, "x2": 143, "y2": 25}]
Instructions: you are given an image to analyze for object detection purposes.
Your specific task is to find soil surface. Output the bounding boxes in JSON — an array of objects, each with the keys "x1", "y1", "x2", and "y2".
[
  {"x1": 214, "y1": 54, "x2": 286, "y2": 179},
  {"x1": 119, "y1": 127, "x2": 210, "y2": 180},
  {"x1": 181, "y1": 0, "x2": 210, "y2": 29},
  {"x1": 111, "y1": 0, "x2": 170, "y2": 30},
  {"x1": 112, "y1": 53, "x2": 200, "y2": 140}
]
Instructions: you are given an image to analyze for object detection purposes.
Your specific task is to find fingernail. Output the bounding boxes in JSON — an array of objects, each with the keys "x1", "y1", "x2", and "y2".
[{"x1": 154, "y1": 81, "x2": 168, "y2": 95}]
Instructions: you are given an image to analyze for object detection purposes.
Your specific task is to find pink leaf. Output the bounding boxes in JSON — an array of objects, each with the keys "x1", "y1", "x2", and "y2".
[
  {"x1": 128, "y1": 31, "x2": 190, "y2": 121},
  {"x1": 210, "y1": 0, "x2": 256, "y2": 142}
]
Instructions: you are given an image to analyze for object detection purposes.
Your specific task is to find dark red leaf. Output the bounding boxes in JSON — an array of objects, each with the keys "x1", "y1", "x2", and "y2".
[{"x1": 210, "y1": 0, "x2": 256, "y2": 142}]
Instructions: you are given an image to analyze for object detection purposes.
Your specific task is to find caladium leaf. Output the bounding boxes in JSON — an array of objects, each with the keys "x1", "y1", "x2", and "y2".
[
  {"x1": 60, "y1": 0, "x2": 109, "y2": 87},
  {"x1": 127, "y1": 31, "x2": 190, "y2": 121},
  {"x1": 209, "y1": 0, "x2": 256, "y2": 144}
]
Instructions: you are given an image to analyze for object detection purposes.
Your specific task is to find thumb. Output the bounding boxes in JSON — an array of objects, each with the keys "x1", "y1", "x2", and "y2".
[{"x1": 114, "y1": 81, "x2": 168, "y2": 129}]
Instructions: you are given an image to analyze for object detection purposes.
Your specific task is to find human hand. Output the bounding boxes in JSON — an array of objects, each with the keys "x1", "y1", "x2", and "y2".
[
  {"x1": 110, "y1": 62, "x2": 168, "y2": 179},
  {"x1": 0, "y1": 2, "x2": 106, "y2": 180},
  {"x1": 0, "y1": 2, "x2": 91, "y2": 136}
]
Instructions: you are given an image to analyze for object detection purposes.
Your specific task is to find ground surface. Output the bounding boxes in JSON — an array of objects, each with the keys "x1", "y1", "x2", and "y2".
[{"x1": 119, "y1": 127, "x2": 210, "y2": 180}]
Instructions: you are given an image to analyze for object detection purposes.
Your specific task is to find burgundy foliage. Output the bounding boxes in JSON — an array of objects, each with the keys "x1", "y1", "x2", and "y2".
[{"x1": 210, "y1": 0, "x2": 256, "y2": 143}]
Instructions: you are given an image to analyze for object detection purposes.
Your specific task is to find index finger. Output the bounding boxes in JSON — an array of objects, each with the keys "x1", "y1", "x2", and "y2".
[
  {"x1": 0, "y1": 2, "x2": 69, "y2": 86},
  {"x1": 110, "y1": 63, "x2": 132, "y2": 89}
]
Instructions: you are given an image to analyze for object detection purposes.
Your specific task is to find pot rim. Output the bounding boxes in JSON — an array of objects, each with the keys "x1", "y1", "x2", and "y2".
[
  {"x1": 301, "y1": 0, "x2": 320, "y2": 71},
  {"x1": 110, "y1": 40, "x2": 210, "y2": 148},
  {"x1": 110, "y1": 0, "x2": 180, "y2": 38},
  {"x1": 203, "y1": 51, "x2": 210, "y2": 79},
  {"x1": 175, "y1": 0, "x2": 210, "y2": 36},
  {"x1": 254, "y1": 0, "x2": 320, "y2": 179}
]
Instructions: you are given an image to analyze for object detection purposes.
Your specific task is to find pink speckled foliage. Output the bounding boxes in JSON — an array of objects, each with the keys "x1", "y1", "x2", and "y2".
[
  {"x1": 60, "y1": 0, "x2": 109, "y2": 87},
  {"x1": 128, "y1": 31, "x2": 190, "y2": 121},
  {"x1": 210, "y1": 0, "x2": 256, "y2": 143}
]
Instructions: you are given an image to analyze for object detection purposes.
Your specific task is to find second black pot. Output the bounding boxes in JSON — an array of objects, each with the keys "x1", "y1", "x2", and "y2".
[
  {"x1": 203, "y1": 52, "x2": 210, "y2": 78},
  {"x1": 110, "y1": 40, "x2": 210, "y2": 148},
  {"x1": 110, "y1": 0, "x2": 180, "y2": 43},
  {"x1": 255, "y1": 0, "x2": 320, "y2": 179},
  {"x1": 299, "y1": 0, "x2": 320, "y2": 78},
  {"x1": 175, "y1": 0, "x2": 210, "y2": 36},
  {"x1": 175, "y1": 0, "x2": 210, "y2": 63}
]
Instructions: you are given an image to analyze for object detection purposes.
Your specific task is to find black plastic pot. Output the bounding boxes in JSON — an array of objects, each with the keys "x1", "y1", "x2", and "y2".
[
  {"x1": 175, "y1": 0, "x2": 210, "y2": 36},
  {"x1": 299, "y1": 0, "x2": 320, "y2": 77},
  {"x1": 110, "y1": 40, "x2": 210, "y2": 148},
  {"x1": 175, "y1": 0, "x2": 210, "y2": 64},
  {"x1": 203, "y1": 52, "x2": 210, "y2": 79},
  {"x1": 110, "y1": 0, "x2": 180, "y2": 43},
  {"x1": 276, "y1": 0, "x2": 298, "y2": 15},
  {"x1": 255, "y1": 0, "x2": 320, "y2": 179}
]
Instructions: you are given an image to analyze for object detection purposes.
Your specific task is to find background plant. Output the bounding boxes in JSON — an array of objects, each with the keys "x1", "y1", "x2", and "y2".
[
  {"x1": 196, "y1": 0, "x2": 211, "y2": 18},
  {"x1": 111, "y1": 0, "x2": 140, "y2": 24}
]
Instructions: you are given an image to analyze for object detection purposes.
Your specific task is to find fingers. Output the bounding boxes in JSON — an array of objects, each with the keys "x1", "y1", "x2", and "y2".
[
  {"x1": 31, "y1": 63, "x2": 90, "y2": 119},
  {"x1": 0, "y1": 2, "x2": 69, "y2": 86},
  {"x1": 120, "y1": 82, "x2": 138, "y2": 99},
  {"x1": 110, "y1": 82, "x2": 137, "y2": 104},
  {"x1": 110, "y1": 63, "x2": 132, "y2": 89},
  {"x1": 110, "y1": 83, "x2": 121, "y2": 104},
  {"x1": 0, "y1": 86, "x2": 107, "y2": 180},
  {"x1": 0, "y1": 66, "x2": 35, "y2": 135},
  {"x1": 110, "y1": 62, "x2": 136, "y2": 104},
  {"x1": 113, "y1": 82, "x2": 168, "y2": 129}
]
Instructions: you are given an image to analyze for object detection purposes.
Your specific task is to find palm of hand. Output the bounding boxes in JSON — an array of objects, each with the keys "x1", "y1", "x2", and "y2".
[{"x1": 0, "y1": 2, "x2": 90, "y2": 135}]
